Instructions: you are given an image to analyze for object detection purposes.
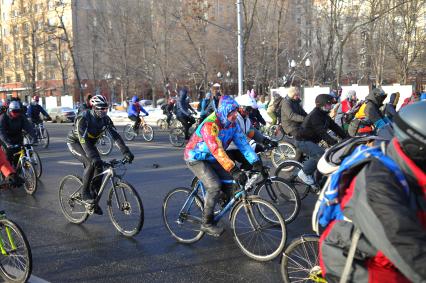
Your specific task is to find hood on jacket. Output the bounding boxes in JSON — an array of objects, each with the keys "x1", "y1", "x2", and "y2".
[
  {"x1": 179, "y1": 88, "x2": 188, "y2": 101},
  {"x1": 131, "y1": 96, "x2": 139, "y2": 103},
  {"x1": 217, "y1": 96, "x2": 238, "y2": 128},
  {"x1": 366, "y1": 88, "x2": 387, "y2": 106},
  {"x1": 389, "y1": 92, "x2": 400, "y2": 106}
]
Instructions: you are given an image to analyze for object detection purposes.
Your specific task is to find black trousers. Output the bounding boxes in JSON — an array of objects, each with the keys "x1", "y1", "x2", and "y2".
[
  {"x1": 177, "y1": 115, "x2": 195, "y2": 139},
  {"x1": 128, "y1": 115, "x2": 141, "y2": 130},
  {"x1": 67, "y1": 142, "x2": 103, "y2": 196}
]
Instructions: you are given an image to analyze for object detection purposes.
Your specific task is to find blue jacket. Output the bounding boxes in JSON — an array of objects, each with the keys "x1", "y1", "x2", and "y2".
[
  {"x1": 176, "y1": 89, "x2": 194, "y2": 117},
  {"x1": 27, "y1": 103, "x2": 49, "y2": 121},
  {"x1": 127, "y1": 103, "x2": 148, "y2": 117}
]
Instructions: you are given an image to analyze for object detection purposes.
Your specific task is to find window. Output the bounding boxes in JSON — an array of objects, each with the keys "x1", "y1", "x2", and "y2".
[
  {"x1": 108, "y1": 20, "x2": 112, "y2": 29},
  {"x1": 297, "y1": 17, "x2": 301, "y2": 24},
  {"x1": 12, "y1": 25, "x2": 19, "y2": 33},
  {"x1": 62, "y1": 52, "x2": 68, "y2": 61},
  {"x1": 37, "y1": 72, "x2": 43, "y2": 80},
  {"x1": 93, "y1": 16, "x2": 97, "y2": 27},
  {"x1": 3, "y1": 27, "x2": 7, "y2": 36},
  {"x1": 14, "y1": 41, "x2": 20, "y2": 50},
  {"x1": 38, "y1": 55, "x2": 43, "y2": 63},
  {"x1": 5, "y1": 59, "x2": 10, "y2": 67},
  {"x1": 48, "y1": 0, "x2": 54, "y2": 9},
  {"x1": 23, "y1": 22, "x2": 30, "y2": 33},
  {"x1": 4, "y1": 44, "x2": 9, "y2": 52},
  {"x1": 6, "y1": 76, "x2": 11, "y2": 83},
  {"x1": 24, "y1": 55, "x2": 30, "y2": 66},
  {"x1": 37, "y1": 20, "x2": 44, "y2": 30},
  {"x1": 16, "y1": 74, "x2": 21, "y2": 82}
]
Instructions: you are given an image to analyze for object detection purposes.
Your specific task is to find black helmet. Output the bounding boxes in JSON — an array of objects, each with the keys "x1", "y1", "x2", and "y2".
[
  {"x1": 371, "y1": 88, "x2": 387, "y2": 105},
  {"x1": 393, "y1": 101, "x2": 426, "y2": 166},
  {"x1": 315, "y1": 94, "x2": 334, "y2": 107}
]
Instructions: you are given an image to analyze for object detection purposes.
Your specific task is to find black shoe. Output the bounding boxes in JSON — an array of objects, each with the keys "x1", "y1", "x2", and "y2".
[
  {"x1": 93, "y1": 205, "x2": 103, "y2": 215},
  {"x1": 201, "y1": 223, "x2": 224, "y2": 237},
  {"x1": 81, "y1": 191, "x2": 94, "y2": 204}
]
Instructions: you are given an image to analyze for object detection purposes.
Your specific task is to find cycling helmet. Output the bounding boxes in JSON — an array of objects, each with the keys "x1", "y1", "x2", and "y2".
[
  {"x1": 235, "y1": 94, "x2": 257, "y2": 115},
  {"x1": 370, "y1": 88, "x2": 387, "y2": 105},
  {"x1": 33, "y1": 95, "x2": 40, "y2": 102},
  {"x1": 90, "y1": 95, "x2": 108, "y2": 118},
  {"x1": 315, "y1": 94, "x2": 334, "y2": 112},
  {"x1": 393, "y1": 101, "x2": 426, "y2": 167},
  {"x1": 131, "y1": 96, "x2": 139, "y2": 103},
  {"x1": 8, "y1": 100, "x2": 21, "y2": 119}
]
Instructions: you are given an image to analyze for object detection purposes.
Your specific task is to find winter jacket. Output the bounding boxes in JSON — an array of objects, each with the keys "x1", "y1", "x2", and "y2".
[
  {"x1": 249, "y1": 108, "x2": 266, "y2": 126},
  {"x1": 280, "y1": 96, "x2": 307, "y2": 136},
  {"x1": 200, "y1": 98, "x2": 214, "y2": 117},
  {"x1": 227, "y1": 113, "x2": 264, "y2": 150},
  {"x1": 0, "y1": 113, "x2": 36, "y2": 146},
  {"x1": 176, "y1": 90, "x2": 195, "y2": 118},
  {"x1": 384, "y1": 92, "x2": 400, "y2": 121},
  {"x1": 297, "y1": 107, "x2": 346, "y2": 145},
  {"x1": 320, "y1": 139, "x2": 426, "y2": 283},
  {"x1": 184, "y1": 96, "x2": 259, "y2": 172},
  {"x1": 363, "y1": 92, "x2": 385, "y2": 125},
  {"x1": 27, "y1": 103, "x2": 49, "y2": 122},
  {"x1": 127, "y1": 102, "x2": 148, "y2": 117},
  {"x1": 334, "y1": 99, "x2": 354, "y2": 127},
  {"x1": 67, "y1": 110, "x2": 129, "y2": 159}
]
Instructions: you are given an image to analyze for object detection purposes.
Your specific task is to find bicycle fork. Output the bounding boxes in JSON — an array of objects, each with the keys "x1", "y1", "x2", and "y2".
[
  {"x1": 242, "y1": 198, "x2": 261, "y2": 231},
  {"x1": 0, "y1": 226, "x2": 17, "y2": 255}
]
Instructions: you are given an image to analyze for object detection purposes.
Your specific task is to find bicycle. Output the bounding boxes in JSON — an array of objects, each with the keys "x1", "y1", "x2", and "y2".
[
  {"x1": 271, "y1": 140, "x2": 300, "y2": 168},
  {"x1": 0, "y1": 210, "x2": 32, "y2": 283},
  {"x1": 23, "y1": 143, "x2": 42, "y2": 178},
  {"x1": 58, "y1": 158, "x2": 144, "y2": 237},
  {"x1": 168, "y1": 116, "x2": 200, "y2": 147},
  {"x1": 123, "y1": 115, "x2": 154, "y2": 142},
  {"x1": 157, "y1": 115, "x2": 179, "y2": 130},
  {"x1": 281, "y1": 235, "x2": 324, "y2": 283},
  {"x1": 96, "y1": 132, "x2": 113, "y2": 156},
  {"x1": 163, "y1": 169, "x2": 287, "y2": 261},
  {"x1": 32, "y1": 122, "x2": 49, "y2": 149}
]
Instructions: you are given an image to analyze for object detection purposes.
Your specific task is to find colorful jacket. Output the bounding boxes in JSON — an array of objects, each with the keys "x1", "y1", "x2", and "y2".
[{"x1": 184, "y1": 96, "x2": 259, "y2": 172}]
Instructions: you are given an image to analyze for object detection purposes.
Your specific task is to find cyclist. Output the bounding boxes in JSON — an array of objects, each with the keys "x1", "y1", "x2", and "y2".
[
  {"x1": 127, "y1": 96, "x2": 149, "y2": 131},
  {"x1": 280, "y1": 86, "x2": 307, "y2": 137},
  {"x1": 384, "y1": 92, "x2": 400, "y2": 122},
  {"x1": 247, "y1": 89, "x2": 266, "y2": 127},
  {"x1": 319, "y1": 101, "x2": 426, "y2": 283},
  {"x1": 161, "y1": 97, "x2": 176, "y2": 127},
  {"x1": 0, "y1": 101, "x2": 36, "y2": 167},
  {"x1": 26, "y1": 96, "x2": 52, "y2": 125},
  {"x1": 176, "y1": 88, "x2": 197, "y2": 140},
  {"x1": 353, "y1": 88, "x2": 389, "y2": 134},
  {"x1": 77, "y1": 94, "x2": 93, "y2": 116},
  {"x1": 66, "y1": 95, "x2": 134, "y2": 213},
  {"x1": 296, "y1": 94, "x2": 347, "y2": 185},
  {"x1": 267, "y1": 92, "x2": 282, "y2": 126},
  {"x1": 199, "y1": 92, "x2": 214, "y2": 121},
  {"x1": 184, "y1": 96, "x2": 262, "y2": 237},
  {"x1": 334, "y1": 90, "x2": 357, "y2": 128}
]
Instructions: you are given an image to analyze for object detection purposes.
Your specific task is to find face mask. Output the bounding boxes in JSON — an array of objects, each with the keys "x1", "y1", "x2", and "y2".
[
  {"x1": 9, "y1": 110, "x2": 21, "y2": 119},
  {"x1": 321, "y1": 104, "x2": 333, "y2": 113},
  {"x1": 94, "y1": 107, "x2": 108, "y2": 118}
]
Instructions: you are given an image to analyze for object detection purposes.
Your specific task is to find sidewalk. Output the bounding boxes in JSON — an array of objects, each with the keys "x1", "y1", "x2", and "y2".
[{"x1": 108, "y1": 107, "x2": 165, "y2": 126}]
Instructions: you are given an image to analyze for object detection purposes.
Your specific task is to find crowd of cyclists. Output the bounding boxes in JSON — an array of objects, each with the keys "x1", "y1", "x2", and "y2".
[{"x1": 0, "y1": 82, "x2": 424, "y2": 282}]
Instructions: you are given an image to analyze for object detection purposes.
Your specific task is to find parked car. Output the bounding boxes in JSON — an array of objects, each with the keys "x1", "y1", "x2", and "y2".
[{"x1": 48, "y1": 107, "x2": 76, "y2": 123}]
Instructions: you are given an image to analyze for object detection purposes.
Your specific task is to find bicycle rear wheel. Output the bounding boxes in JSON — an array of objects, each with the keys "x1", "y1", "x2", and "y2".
[
  {"x1": 275, "y1": 160, "x2": 310, "y2": 200},
  {"x1": 254, "y1": 177, "x2": 300, "y2": 224},
  {"x1": 96, "y1": 134, "x2": 113, "y2": 156},
  {"x1": 123, "y1": 124, "x2": 136, "y2": 141},
  {"x1": 31, "y1": 150, "x2": 42, "y2": 178},
  {"x1": 231, "y1": 196, "x2": 286, "y2": 261},
  {"x1": 269, "y1": 125, "x2": 285, "y2": 141},
  {"x1": 281, "y1": 236, "x2": 321, "y2": 283},
  {"x1": 271, "y1": 141, "x2": 300, "y2": 168},
  {"x1": 162, "y1": 187, "x2": 204, "y2": 243},
  {"x1": 107, "y1": 181, "x2": 144, "y2": 237},
  {"x1": 39, "y1": 127, "x2": 49, "y2": 148},
  {"x1": 142, "y1": 125, "x2": 154, "y2": 142},
  {"x1": 169, "y1": 128, "x2": 185, "y2": 147},
  {"x1": 0, "y1": 219, "x2": 32, "y2": 283},
  {"x1": 58, "y1": 175, "x2": 89, "y2": 224},
  {"x1": 157, "y1": 119, "x2": 168, "y2": 130},
  {"x1": 19, "y1": 161, "x2": 37, "y2": 195}
]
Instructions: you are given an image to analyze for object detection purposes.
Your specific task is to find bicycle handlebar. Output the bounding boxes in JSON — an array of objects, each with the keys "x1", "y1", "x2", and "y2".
[{"x1": 103, "y1": 158, "x2": 128, "y2": 167}]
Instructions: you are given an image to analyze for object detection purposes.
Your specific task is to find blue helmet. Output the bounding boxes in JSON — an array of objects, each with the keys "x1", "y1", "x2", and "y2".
[{"x1": 131, "y1": 96, "x2": 139, "y2": 103}]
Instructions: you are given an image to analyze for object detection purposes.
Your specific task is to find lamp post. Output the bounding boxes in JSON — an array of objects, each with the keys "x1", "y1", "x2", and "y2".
[
  {"x1": 304, "y1": 58, "x2": 311, "y2": 86},
  {"x1": 104, "y1": 73, "x2": 114, "y2": 108}
]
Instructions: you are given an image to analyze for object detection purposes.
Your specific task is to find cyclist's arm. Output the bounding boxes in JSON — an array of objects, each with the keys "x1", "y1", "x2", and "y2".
[
  {"x1": 0, "y1": 116, "x2": 12, "y2": 146},
  {"x1": 352, "y1": 162, "x2": 426, "y2": 282},
  {"x1": 39, "y1": 106, "x2": 49, "y2": 117},
  {"x1": 281, "y1": 102, "x2": 305, "y2": 123},
  {"x1": 140, "y1": 106, "x2": 149, "y2": 116},
  {"x1": 26, "y1": 105, "x2": 33, "y2": 118},
  {"x1": 105, "y1": 117, "x2": 130, "y2": 154},
  {"x1": 328, "y1": 117, "x2": 347, "y2": 139},
  {"x1": 0, "y1": 149, "x2": 15, "y2": 177},
  {"x1": 200, "y1": 122, "x2": 235, "y2": 172},
  {"x1": 22, "y1": 117, "x2": 37, "y2": 141},
  {"x1": 75, "y1": 116, "x2": 99, "y2": 159},
  {"x1": 310, "y1": 117, "x2": 337, "y2": 146},
  {"x1": 233, "y1": 124, "x2": 259, "y2": 164}
]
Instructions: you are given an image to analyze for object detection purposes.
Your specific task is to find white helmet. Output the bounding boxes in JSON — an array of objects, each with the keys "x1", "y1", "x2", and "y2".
[
  {"x1": 90, "y1": 95, "x2": 108, "y2": 108},
  {"x1": 235, "y1": 94, "x2": 257, "y2": 108}
]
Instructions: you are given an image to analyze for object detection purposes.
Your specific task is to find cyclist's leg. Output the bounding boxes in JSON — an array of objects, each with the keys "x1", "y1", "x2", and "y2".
[
  {"x1": 211, "y1": 162, "x2": 235, "y2": 205},
  {"x1": 187, "y1": 160, "x2": 224, "y2": 236},
  {"x1": 296, "y1": 140, "x2": 324, "y2": 176},
  {"x1": 166, "y1": 112, "x2": 172, "y2": 125},
  {"x1": 177, "y1": 116, "x2": 191, "y2": 139},
  {"x1": 128, "y1": 115, "x2": 138, "y2": 129}
]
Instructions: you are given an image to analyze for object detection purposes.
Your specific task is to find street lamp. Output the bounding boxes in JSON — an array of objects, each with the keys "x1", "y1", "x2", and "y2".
[
  {"x1": 217, "y1": 72, "x2": 222, "y2": 79},
  {"x1": 290, "y1": 60, "x2": 296, "y2": 68},
  {"x1": 304, "y1": 58, "x2": 311, "y2": 86},
  {"x1": 104, "y1": 73, "x2": 114, "y2": 108}
]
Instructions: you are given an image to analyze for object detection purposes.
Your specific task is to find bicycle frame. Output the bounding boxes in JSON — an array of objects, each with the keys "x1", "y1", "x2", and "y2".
[{"x1": 0, "y1": 213, "x2": 17, "y2": 255}]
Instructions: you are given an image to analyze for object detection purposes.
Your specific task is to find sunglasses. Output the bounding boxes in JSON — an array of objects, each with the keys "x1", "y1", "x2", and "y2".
[{"x1": 95, "y1": 107, "x2": 108, "y2": 111}]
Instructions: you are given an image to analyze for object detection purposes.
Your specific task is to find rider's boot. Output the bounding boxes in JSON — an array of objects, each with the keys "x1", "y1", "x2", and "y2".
[
  {"x1": 81, "y1": 188, "x2": 94, "y2": 204},
  {"x1": 201, "y1": 214, "x2": 224, "y2": 237}
]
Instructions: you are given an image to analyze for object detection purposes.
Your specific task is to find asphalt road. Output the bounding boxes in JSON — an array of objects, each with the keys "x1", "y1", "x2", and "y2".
[{"x1": 0, "y1": 123, "x2": 315, "y2": 283}]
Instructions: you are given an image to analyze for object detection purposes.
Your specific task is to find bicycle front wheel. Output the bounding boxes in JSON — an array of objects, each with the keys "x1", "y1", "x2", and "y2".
[
  {"x1": 40, "y1": 127, "x2": 49, "y2": 148},
  {"x1": 123, "y1": 124, "x2": 136, "y2": 141},
  {"x1": 0, "y1": 219, "x2": 32, "y2": 283},
  {"x1": 269, "y1": 125, "x2": 284, "y2": 141},
  {"x1": 271, "y1": 141, "x2": 300, "y2": 168},
  {"x1": 162, "y1": 187, "x2": 204, "y2": 244},
  {"x1": 281, "y1": 236, "x2": 321, "y2": 283},
  {"x1": 169, "y1": 128, "x2": 185, "y2": 147},
  {"x1": 142, "y1": 125, "x2": 154, "y2": 142},
  {"x1": 254, "y1": 177, "x2": 300, "y2": 224},
  {"x1": 107, "y1": 181, "x2": 144, "y2": 237},
  {"x1": 96, "y1": 134, "x2": 113, "y2": 156},
  {"x1": 231, "y1": 196, "x2": 286, "y2": 261},
  {"x1": 58, "y1": 175, "x2": 89, "y2": 224},
  {"x1": 31, "y1": 150, "x2": 42, "y2": 178},
  {"x1": 19, "y1": 161, "x2": 37, "y2": 195},
  {"x1": 275, "y1": 160, "x2": 310, "y2": 200}
]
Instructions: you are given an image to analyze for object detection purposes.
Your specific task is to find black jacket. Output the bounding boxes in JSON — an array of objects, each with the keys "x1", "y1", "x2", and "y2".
[
  {"x1": 364, "y1": 92, "x2": 385, "y2": 124},
  {"x1": 280, "y1": 96, "x2": 307, "y2": 136},
  {"x1": 249, "y1": 108, "x2": 266, "y2": 126},
  {"x1": 297, "y1": 107, "x2": 346, "y2": 145},
  {"x1": 320, "y1": 139, "x2": 426, "y2": 283},
  {"x1": 67, "y1": 110, "x2": 128, "y2": 159},
  {"x1": 0, "y1": 113, "x2": 36, "y2": 145}
]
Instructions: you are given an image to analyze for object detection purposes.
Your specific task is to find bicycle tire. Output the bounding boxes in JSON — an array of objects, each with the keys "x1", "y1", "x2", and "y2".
[
  {"x1": 96, "y1": 134, "x2": 113, "y2": 156},
  {"x1": 269, "y1": 125, "x2": 285, "y2": 141},
  {"x1": 123, "y1": 124, "x2": 136, "y2": 141},
  {"x1": 0, "y1": 219, "x2": 32, "y2": 283},
  {"x1": 142, "y1": 125, "x2": 154, "y2": 142},
  {"x1": 58, "y1": 175, "x2": 89, "y2": 224},
  {"x1": 162, "y1": 187, "x2": 204, "y2": 244},
  {"x1": 231, "y1": 196, "x2": 286, "y2": 261},
  {"x1": 281, "y1": 236, "x2": 321, "y2": 283},
  {"x1": 169, "y1": 128, "x2": 185, "y2": 147},
  {"x1": 254, "y1": 177, "x2": 301, "y2": 224},
  {"x1": 271, "y1": 141, "x2": 300, "y2": 168},
  {"x1": 40, "y1": 127, "x2": 49, "y2": 149},
  {"x1": 20, "y1": 161, "x2": 37, "y2": 195},
  {"x1": 157, "y1": 119, "x2": 168, "y2": 130},
  {"x1": 31, "y1": 150, "x2": 43, "y2": 178},
  {"x1": 274, "y1": 160, "x2": 310, "y2": 200},
  {"x1": 107, "y1": 181, "x2": 144, "y2": 237}
]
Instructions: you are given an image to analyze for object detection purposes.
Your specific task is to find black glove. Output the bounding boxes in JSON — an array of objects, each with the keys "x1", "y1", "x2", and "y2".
[
  {"x1": 6, "y1": 173, "x2": 24, "y2": 188},
  {"x1": 263, "y1": 137, "x2": 278, "y2": 148},
  {"x1": 230, "y1": 166, "x2": 248, "y2": 186},
  {"x1": 123, "y1": 151, "x2": 134, "y2": 163},
  {"x1": 252, "y1": 160, "x2": 263, "y2": 172}
]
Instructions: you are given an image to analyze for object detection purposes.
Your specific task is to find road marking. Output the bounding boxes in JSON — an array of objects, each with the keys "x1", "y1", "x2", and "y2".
[
  {"x1": 29, "y1": 274, "x2": 51, "y2": 283},
  {"x1": 57, "y1": 161, "x2": 81, "y2": 165}
]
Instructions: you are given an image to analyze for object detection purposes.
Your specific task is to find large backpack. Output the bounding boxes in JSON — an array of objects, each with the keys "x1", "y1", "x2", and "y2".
[{"x1": 312, "y1": 138, "x2": 409, "y2": 234}]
